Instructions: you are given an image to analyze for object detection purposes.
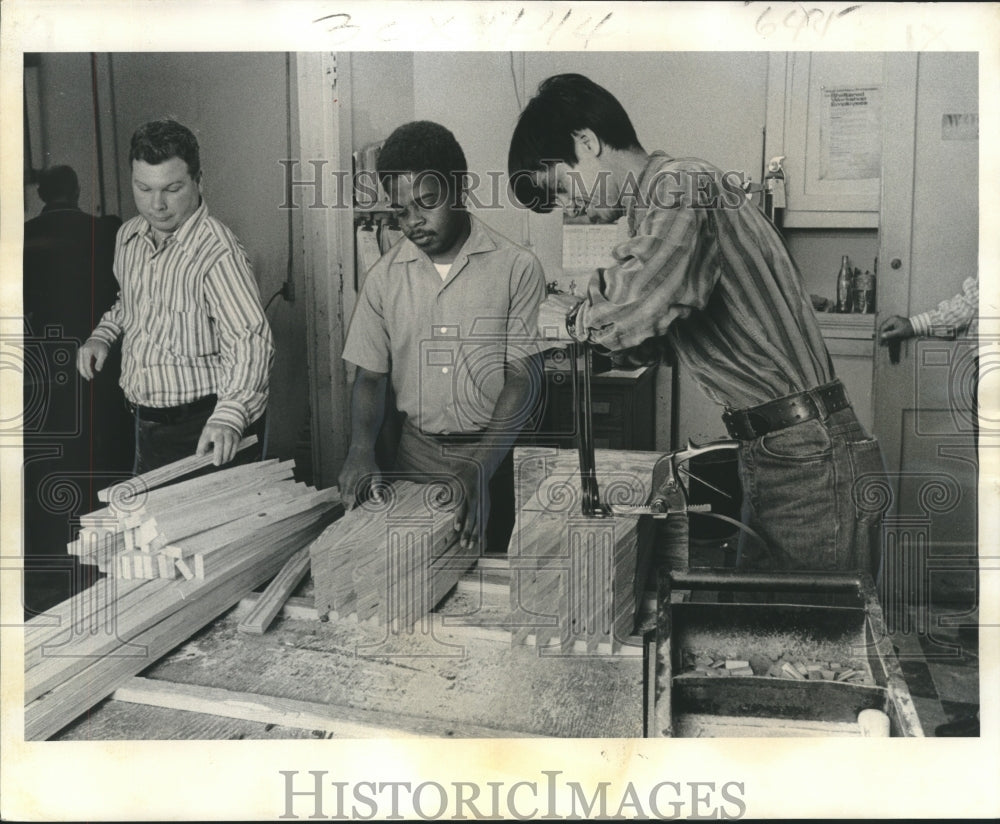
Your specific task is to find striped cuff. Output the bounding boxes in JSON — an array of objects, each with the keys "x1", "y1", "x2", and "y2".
[
  {"x1": 86, "y1": 325, "x2": 120, "y2": 349},
  {"x1": 909, "y1": 312, "x2": 933, "y2": 337},
  {"x1": 207, "y1": 400, "x2": 248, "y2": 436}
]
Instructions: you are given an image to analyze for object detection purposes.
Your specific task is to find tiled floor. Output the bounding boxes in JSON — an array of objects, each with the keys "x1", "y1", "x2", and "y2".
[{"x1": 889, "y1": 605, "x2": 980, "y2": 736}]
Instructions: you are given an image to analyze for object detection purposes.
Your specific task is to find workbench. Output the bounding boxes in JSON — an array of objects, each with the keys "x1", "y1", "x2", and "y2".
[
  {"x1": 54, "y1": 559, "x2": 646, "y2": 740},
  {"x1": 46, "y1": 447, "x2": 921, "y2": 740}
]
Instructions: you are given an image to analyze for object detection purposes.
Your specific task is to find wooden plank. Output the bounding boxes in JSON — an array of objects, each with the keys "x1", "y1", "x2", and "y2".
[
  {"x1": 237, "y1": 547, "x2": 312, "y2": 635},
  {"x1": 165, "y1": 487, "x2": 340, "y2": 561},
  {"x1": 24, "y1": 578, "x2": 149, "y2": 652},
  {"x1": 190, "y1": 490, "x2": 342, "y2": 579},
  {"x1": 97, "y1": 434, "x2": 258, "y2": 503},
  {"x1": 111, "y1": 677, "x2": 538, "y2": 739},
  {"x1": 237, "y1": 593, "x2": 319, "y2": 623}
]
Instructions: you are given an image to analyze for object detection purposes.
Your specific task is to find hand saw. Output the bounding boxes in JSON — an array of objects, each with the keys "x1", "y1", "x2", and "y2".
[{"x1": 572, "y1": 340, "x2": 758, "y2": 540}]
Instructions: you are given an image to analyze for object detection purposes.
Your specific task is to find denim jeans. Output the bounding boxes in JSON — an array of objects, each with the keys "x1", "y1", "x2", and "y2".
[{"x1": 736, "y1": 406, "x2": 887, "y2": 576}]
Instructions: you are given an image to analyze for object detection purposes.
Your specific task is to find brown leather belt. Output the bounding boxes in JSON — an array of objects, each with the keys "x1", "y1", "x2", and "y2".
[{"x1": 722, "y1": 380, "x2": 850, "y2": 440}]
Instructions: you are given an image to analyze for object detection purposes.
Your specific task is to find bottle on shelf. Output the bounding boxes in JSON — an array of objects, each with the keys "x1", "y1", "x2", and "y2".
[
  {"x1": 853, "y1": 268, "x2": 876, "y2": 314},
  {"x1": 836, "y1": 255, "x2": 853, "y2": 313}
]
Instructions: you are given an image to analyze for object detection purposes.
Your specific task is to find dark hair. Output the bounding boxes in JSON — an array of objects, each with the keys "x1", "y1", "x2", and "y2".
[
  {"x1": 376, "y1": 121, "x2": 468, "y2": 199},
  {"x1": 507, "y1": 74, "x2": 641, "y2": 213},
  {"x1": 37, "y1": 165, "x2": 79, "y2": 204},
  {"x1": 129, "y1": 119, "x2": 201, "y2": 180}
]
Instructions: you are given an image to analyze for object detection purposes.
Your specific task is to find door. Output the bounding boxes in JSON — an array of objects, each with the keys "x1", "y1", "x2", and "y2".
[{"x1": 873, "y1": 53, "x2": 979, "y2": 627}]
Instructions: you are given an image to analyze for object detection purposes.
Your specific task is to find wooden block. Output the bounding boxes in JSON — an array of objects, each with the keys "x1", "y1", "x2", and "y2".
[
  {"x1": 175, "y1": 558, "x2": 195, "y2": 581},
  {"x1": 725, "y1": 659, "x2": 750, "y2": 670},
  {"x1": 781, "y1": 662, "x2": 806, "y2": 680}
]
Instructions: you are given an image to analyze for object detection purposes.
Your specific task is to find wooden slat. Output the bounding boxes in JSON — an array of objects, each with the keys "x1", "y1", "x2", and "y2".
[
  {"x1": 237, "y1": 593, "x2": 319, "y2": 623},
  {"x1": 509, "y1": 447, "x2": 655, "y2": 654},
  {"x1": 190, "y1": 490, "x2": 342, "y2": 579},
  {"x1": 116, "y1": 459, "x2": 294, "y2": 526},
  {"x1": 310, "y1": 481, "x2": 461, "y2": 629},
  {"x1": 111, "y1": 677, "x2": 539, "y2": 739},
  {"x1": 136, "y1": 478, "x2": 305, "y2": 551},
  {"x1": 236, "y1": 547, "x2": 311, "y2": 635},
  {"x1": 164, "y1": 486, "x2": 339, "y2": 561},
  {"x1": 97, "y1": 434, "x2": 258, "y2": 503}
]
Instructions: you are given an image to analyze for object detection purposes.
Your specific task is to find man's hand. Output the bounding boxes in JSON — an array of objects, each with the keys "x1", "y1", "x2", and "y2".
[
  {"x1": 77, "y1": 339, "x2": 110, "y2": 380},
  {"x1": 452, "y1": 464, "x2": 488, "y2": 550},
  {"x1": 338, "y1": 448, "x2": 382, "y2": 510},
  {"x1": 879, "y1": 315, "x2": 915, "y2": 342},
  {"x1": 538, "y1": 293, "x2": 584, "y2": 343},
  {"x1": 196, "y1": 422, "x2": 241, "y2": 466}
]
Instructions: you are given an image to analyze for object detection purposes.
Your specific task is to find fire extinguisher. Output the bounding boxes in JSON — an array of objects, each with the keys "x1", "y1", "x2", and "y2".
[{"x1": 764, "y1": 155, "x2": 786, "y2": 227}]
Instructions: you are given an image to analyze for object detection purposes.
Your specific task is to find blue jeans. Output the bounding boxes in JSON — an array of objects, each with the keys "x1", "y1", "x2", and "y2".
[{"x1": 736, "y1": 406, "x2": 887, "y2": 576}]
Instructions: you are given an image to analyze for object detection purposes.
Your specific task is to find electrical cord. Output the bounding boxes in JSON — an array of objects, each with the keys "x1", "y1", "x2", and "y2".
[{"x1": 264, "y1": 287, "x2": 283, "y2": 314}]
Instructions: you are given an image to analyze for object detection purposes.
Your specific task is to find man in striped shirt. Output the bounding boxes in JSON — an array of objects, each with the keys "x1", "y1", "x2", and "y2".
[
  {"x1": 508, "y1": 74, "x2": 886, "y2": 574},
  {"x1": 77, "y1": 120, "x2": 274, "y2": 473}
]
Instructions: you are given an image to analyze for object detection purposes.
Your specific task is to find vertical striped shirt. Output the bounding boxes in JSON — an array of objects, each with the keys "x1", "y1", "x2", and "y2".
[
  {"x1": 573, "y1": 152, "x2": 833, "y2": 411},
  {"x1": 909, "y1": 277, "x2": 978, "y2": 338},
  {"x1": 87, "y1": 200, "x2": 274, "y2": 434}
]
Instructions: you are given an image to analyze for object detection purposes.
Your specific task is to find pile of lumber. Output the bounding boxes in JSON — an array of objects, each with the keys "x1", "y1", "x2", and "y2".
[
  {"x1": 25, "y1": 445, "x2": 342, "y2": 740},
  {"x1": 310, "y1": 480, "x2": 477, "y2": 631},
  {"x1": 509, "y1": 447, "x2": 659, "y2": 654},
  {"x1": 70, "y1": 455, "x2": 316, "y2": 581}
]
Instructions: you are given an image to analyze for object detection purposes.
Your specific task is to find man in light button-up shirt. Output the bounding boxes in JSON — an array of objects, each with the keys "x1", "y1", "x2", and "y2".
[{"x1": 340, "y1": 121, "x2": 546, "y2": 552}]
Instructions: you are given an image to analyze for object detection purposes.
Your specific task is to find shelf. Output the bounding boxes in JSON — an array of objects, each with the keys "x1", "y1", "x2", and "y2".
[{"x1": 815, "y1": 313, "x2": 876, "y2": 341}]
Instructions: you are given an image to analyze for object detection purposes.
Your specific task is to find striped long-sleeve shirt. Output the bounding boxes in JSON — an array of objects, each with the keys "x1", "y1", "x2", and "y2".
[
  {"x1": 87, "y1": 200, "x2": 274, "y2": 435},
  {"x1": 909, "y1": 277, "x2": 978, "y2": 338},
  {"x1": 572, "y1": 152, "x2": 833, "y2": 411}
]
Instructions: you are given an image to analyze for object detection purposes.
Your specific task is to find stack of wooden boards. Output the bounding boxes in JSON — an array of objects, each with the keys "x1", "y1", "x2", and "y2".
[
  {"x1": 70, "y1": 457, "x2": 313, "y2": 581},
  {"x1": 25, "y1": 441, "x2": 342, "y2": 740},
  {"x1": 508, "y1": 447, "x2": 662, "y2": 654},
  {"x1": 310, "y1": 480, "x2": 477, "y2": 631}
]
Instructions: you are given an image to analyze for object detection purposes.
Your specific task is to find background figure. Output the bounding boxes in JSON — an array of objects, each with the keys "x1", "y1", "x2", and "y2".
[
  {"x1": 22, "y1": 165, "x2": 132, "y2": 615},
  {"x1": 879, "y1": 277, "x2": 979, "y2": 342}
]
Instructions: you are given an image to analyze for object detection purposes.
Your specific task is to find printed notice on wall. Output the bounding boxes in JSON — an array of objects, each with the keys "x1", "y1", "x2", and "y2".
[{"x1": 819, "y1": 86, "x2": 882, "y2": 181}]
